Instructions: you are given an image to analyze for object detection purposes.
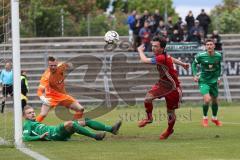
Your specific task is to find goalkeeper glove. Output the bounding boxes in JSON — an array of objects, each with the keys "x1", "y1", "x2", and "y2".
[{"x1": 40, "y1": 96, "x2": 51, "y2": 106}]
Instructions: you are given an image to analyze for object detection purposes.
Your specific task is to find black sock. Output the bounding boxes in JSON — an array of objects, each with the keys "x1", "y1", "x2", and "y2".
[{"x1": 1, "y1": 101, "x2": 5, "y2": 113}]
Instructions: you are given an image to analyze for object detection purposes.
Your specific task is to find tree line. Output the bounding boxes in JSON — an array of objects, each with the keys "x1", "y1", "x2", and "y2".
[{"x1": 0, "y1": 0, "x2": 239, "y2": 40}]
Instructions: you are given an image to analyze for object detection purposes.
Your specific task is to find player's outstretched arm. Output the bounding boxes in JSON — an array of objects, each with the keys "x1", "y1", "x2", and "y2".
[
  {"x1": 171, "y1": 57, "x2": 189, "y2": 70},
  {"x1": 23, "y1": 127, "x2": 48, "y2": 141},
  {"x1": 137, "y1": 44, "x2": 151, "y2": 63}
]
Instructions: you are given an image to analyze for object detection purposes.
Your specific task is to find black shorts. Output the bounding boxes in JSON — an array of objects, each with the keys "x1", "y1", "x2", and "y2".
[{"x1": 2, "y1": 84, "x2": 13, "y2": 97}]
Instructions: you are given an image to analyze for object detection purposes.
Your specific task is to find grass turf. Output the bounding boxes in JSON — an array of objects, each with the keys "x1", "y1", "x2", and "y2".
[{"x1": 1, "y1": 102, "x2": 240, "y2": 160}]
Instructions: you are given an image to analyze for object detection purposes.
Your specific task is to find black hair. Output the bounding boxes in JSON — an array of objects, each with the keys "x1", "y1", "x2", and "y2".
[
  {"x1": 152, "y1": 36, "x2": 167, "y2": 48},
  {"x1": 152, "y1": 36, "x2": 167, "y2": 64},
  {"x1": 205, "y1": 39, "x2": 214, "y2": 44}
]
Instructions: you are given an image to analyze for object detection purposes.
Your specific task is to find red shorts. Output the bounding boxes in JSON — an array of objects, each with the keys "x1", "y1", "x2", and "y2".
[{"x1": 148, "y1": 84, "x2": 182, "y2": 110}]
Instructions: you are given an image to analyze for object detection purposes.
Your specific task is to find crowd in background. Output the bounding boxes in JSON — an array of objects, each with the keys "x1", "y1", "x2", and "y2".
[{"x1": 127, "y1": 9, "x2": 222, "y2": 51}]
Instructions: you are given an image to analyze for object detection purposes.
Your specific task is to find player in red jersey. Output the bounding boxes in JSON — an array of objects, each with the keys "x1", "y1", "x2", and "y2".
[{"x1": 137, "y1": 36, "x2": 189, "y2": 140}]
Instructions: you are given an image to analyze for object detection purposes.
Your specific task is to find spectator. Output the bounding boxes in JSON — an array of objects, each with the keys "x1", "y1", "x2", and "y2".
[
  {"x1": 189, "y1": 20, "x2": 204, "y2": 42},
  {"x1": 185, "y1": 11, "x2": 195, "y2": 33},
  {"x1": 133, "y1": 14, "x2": 142, "y2": 51},
  {"x1": 21, "y1": 70, "x2": 29, "y2": 110},
  {"x1": 153, "y1": 9, "x2": 163, "y2": 29},
  {"x1": 170, "y1": 29, "x2": 182, "y2": 42},
  {"x1": 127, "y1": 10, "x2": 137, "y2": 43},
  {"x1": 165, "y1": 17, "x2": 174, "y2": 38},
  {"x1": 211, "y1": 30, "x2": 222, "y2": 51},
  {"x1": 139, "y1": 21, "x2": 151, "y2": 52},
  {"x1": 149, "y1": 14, "x2": 157, "y2": 34},
  {"x1": 178, "y1": 23, "x2": 186, "y2": 41},
  {"x1": 174, "y1": 17, "x2": 183, "y2": 30},
  {"x1": 196, "y1": 9, "x2": 211, "y2": 38},
  {"x1": 0, "y1": 62, "x2": 13, "y2": 113},
  {"x1": 182, "y1": 28, "x2": 190, "y2": 42},
  {"x1": 140, "y1": 10, "x2": 150, "y2": 28},
  {"x1": 155, "y1": 20, "x2": 167, "y2": 36},
  {"x1": 188, "y1": 30, "x2": 201, "y2": 44},
  {"x1": 161, "y1": 29, "x2": 170, "y2": 42}
]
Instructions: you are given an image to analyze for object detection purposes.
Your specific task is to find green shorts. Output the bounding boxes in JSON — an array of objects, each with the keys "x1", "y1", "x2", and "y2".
[
  {"x1": 198, "y1": 82, "x2": 219, "y2": 97},
  {"x1": 50, "y1": 123, "x2": 72, "y2": 141}
]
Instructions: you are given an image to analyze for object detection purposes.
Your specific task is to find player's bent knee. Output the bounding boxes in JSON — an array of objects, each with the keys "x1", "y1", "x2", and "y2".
[
  {"x1": 203, "y1": 95, "x2": 211, "y2": 104},
  {"x1": 204, "y1": 98, "x2": 211, "y2": 104},
  {"x1": 144, "y1": 97, "x2": 153, "y2": 103},
  {"x1": 64, "y1": 121, "x2": 73, "y2": 128},
  {"x1": 78, "y1": 120, "x2": 86, "y2": 126},
  {"x1": 144, "y1": 93, "x2": 154, "y2": 103}
]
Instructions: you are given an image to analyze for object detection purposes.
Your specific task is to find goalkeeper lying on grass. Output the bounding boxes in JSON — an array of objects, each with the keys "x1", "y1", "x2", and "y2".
[{"x1": 23, "y1": 105, "x2": 122, "y2": 141}]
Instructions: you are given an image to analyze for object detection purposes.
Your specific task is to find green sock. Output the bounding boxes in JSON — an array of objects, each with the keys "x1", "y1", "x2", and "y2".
[
  {"x1": 211, "y1": 103, "x2": 218, "y2": 117},
  {"x1": 72, "y1": 121, "x2": 96, "y2": 139},
  {"x1": 85, "y1": 118, "x2": 112, "y2": 132},
  {"x1": 202, "y1": 104, "x2": 209, "y2": 117}
]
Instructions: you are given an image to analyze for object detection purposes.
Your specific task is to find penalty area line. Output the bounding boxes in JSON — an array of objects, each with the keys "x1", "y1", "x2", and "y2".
[
  {"x1": 17, "y1": 145, "x2": 50, "y2": 160},
  {"x1": 1, "y1": 137, "x2": 49, "y2": 160}
]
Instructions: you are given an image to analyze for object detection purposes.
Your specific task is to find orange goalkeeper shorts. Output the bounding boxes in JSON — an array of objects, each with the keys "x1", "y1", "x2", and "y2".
[{"x1": 46, "y1": 93, "x2": 76, "y2": 108}]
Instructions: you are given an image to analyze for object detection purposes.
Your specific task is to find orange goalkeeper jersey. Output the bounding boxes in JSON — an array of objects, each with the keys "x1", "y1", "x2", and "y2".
[{"x1": 38, "y1": 63, "x2": 68, "y2": 96}]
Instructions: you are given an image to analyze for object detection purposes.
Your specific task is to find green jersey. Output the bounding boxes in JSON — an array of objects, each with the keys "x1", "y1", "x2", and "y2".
[
  {"x1": 192, "y1": 51, "x2": 222, "y2": 84},
  {"x1": 23, "y1": 119, "x2": 69, "y2": 141}
]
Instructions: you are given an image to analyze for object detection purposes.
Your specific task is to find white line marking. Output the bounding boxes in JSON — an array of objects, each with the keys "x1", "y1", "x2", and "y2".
[
  {"x1": 17, "y1": 145, "x2": 49, "y2": 160},
  {"x1": 0, "y1": 137, "x2": 49, "y2": 160}
]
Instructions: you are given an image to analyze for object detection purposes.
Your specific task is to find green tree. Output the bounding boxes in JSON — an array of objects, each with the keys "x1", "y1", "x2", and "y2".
[
  {"x1": 20, "y1": 0, "x2": 65, "y2": 36},
  {"x1": 15, "y1": 0, "x2": 178, "y2": 37},
  {"x1": 127, "y1": 0, "x2": 176, "y2": 19},
  {"x1": 211, "y1": 0, "x2": 240, "y2": 33},
  {"x1": 79, "y1": 14, "x2": 110, "y2": 36}
]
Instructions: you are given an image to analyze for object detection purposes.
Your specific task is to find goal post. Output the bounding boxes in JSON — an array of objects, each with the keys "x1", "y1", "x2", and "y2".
[{"x1": 11, "y1": 0, "x2": 22, "y2": 147}]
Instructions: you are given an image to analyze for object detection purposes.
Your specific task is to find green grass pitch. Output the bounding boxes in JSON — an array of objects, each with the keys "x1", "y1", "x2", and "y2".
[{"x1": 1, "y1": 101, "x2": 240, "y2": 160}]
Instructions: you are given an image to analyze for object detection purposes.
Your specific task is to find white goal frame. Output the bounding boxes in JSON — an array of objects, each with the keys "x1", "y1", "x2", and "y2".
[{"x1": 11, "y1": 0, "x2": 22, "y2": 147}]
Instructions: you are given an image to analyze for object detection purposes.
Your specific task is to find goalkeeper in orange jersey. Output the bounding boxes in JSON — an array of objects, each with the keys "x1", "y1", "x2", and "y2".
[
  {"x1": 23, "y1": 106, "x2": 122, "y2": 141},
  {"x1": 36, "y1": 56, "x2": 84, "y2": 122}
]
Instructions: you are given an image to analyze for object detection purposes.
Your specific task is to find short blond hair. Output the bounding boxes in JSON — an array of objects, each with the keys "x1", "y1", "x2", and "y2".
[{"x1": 23, "y1": 105, "x2": 33, "y2": 115}]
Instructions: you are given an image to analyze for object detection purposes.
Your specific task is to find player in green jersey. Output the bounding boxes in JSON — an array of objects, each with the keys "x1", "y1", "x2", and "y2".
[
  {"x1": 23, "y1": 105, "x2": 122, "y2": 141},
  {"x1": 192, "y1": 39, "x2": 222, "y2": 127}
]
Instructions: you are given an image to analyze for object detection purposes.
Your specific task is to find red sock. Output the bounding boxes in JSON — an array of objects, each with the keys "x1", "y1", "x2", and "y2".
[
  {"x1": 144, "y1": 102, "x2": 153, "y2": 120},
  {"x1": 167, "y1": 113, "x2": 176, "y2": 131},
  {"x1": 36, "y1": 115, "x2": 44, "y2": 122}
]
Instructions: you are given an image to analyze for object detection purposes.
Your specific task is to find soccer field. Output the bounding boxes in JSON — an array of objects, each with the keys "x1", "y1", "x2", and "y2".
[{"x1": 1, "y1": 102, "x2": 240, "y2": 160}]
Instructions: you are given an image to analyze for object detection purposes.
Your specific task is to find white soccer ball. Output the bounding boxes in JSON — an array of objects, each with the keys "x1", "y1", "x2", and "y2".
[{"x1": 104, "y1": 30, "x2": 119, "y2": 44}]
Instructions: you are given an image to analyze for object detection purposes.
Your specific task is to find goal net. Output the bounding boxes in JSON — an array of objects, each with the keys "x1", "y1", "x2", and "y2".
[{"x1": 0, "y1": 0, "x2": 14, "y2": 146}]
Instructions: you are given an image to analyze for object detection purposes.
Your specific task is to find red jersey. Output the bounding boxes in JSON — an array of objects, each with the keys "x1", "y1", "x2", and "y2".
[{"x1": 151, "y1": 54, "x2": 180, "y2": 88}]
